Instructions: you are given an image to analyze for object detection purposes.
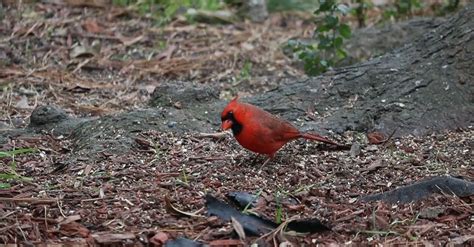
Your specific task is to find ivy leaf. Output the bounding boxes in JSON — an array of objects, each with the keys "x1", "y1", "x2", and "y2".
[
  {"x1": 318, "y1": 36, "x2": 332, "y2": 49},
  {"x1": 336, "y1": 48, "x2": 348, "y2": 59},
  {"x1": 337, "y1": 4, "x2": 351, "y2": 14},
  {"x1": 333, "y1": 37, "x2": 343, "y2": 48},
  {"x1": 339, "y1": 24, "x2": 352, "y2": 39},
  {"x1": 316, "y1": 24, "x2": 330, "y2": 33},
  {"x1": 319, "y1": 59, "x2": 327, "y2": 67},
  {"x1": 324, "y1": 15, "x2": 338, "y2": 29},
  {"x1": 317, "y1": 0, "x2": 335, "y2": 12},
  {"x1": 298, "y1": 52, "x2": 308, "y2": 60}
]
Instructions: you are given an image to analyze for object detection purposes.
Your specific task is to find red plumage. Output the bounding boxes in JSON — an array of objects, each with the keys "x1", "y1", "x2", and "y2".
[{"x1": 221, "y1": 96, "x2": 338, "y2": 164}]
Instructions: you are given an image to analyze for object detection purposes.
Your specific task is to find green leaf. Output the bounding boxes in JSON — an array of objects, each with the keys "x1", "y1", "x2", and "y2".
[
  {"x1": 336, "y1": 48, "x2": 348, "y2": 59},
  {"x1": 317, "y1": 0, "x2": 335, "y2": 12},
  {"x1": 287, "y1": 40, "x2": 297, "y2": 46},
  {"x1": 0, "y1": 182, "x2": 11, "y2": 189},
  {"x1": 0, "y1": 148, "x2": 37, "y2": 158},
  {"x1": 298, "y1": 52, "x2": 308, "y2": 60},
  {"x1": 316, "y1": 24, "x2": 330, "y2": 33},
  {"x1": 333, "y1": 37, "x2": 343, "y2": 48},
  {"x1": 339, "y1": 24, "x2": 352, "y2": 39},
  {"x1": 337, "y1": 4, "x2": 351, "y2": 14},
  {"x1": 320, "y1": 59, "x2": 328, "y2": 67},
  {"x1": 0, "y1": 173, "x2": 16, "y2": 180},
  {"x1": 324, "y1": 15, "x2": 338, "y2": 29},
  {"x1": 305, "y1": 61, "x2": 319, "y2": 76},
  {"x1": 318, "y1": 36, "x2": 332, "y2": 49}
]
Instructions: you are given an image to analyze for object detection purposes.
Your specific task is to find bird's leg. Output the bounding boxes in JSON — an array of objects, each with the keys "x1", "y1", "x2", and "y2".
[{"x1": 258, "y1": 155, "x2": 273, "y2": 170}]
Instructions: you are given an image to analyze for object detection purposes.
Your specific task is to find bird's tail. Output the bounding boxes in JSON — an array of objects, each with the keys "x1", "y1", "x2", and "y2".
[{"x1": 301, "y1": 132, "x2": 339, "y2": 146}]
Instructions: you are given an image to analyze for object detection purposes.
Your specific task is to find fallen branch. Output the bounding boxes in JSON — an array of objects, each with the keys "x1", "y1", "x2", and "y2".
[{"x1": 0, "y1": 197, "x2": 58, "y2": 204}]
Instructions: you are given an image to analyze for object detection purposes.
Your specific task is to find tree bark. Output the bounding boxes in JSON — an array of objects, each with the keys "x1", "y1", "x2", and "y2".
[{"x1": 248, "y1": 4, "x2": 473, "y2": 137}]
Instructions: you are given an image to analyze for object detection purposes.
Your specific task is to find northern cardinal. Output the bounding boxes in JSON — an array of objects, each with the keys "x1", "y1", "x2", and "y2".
[{"x1": 221, "y1": 96, "x2": 339, "y2": 166}]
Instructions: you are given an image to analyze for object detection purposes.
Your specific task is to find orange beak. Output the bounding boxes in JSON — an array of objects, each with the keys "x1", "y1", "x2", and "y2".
[{"x1": 221, "y1": 119, "x2": 233, "y2": 131}]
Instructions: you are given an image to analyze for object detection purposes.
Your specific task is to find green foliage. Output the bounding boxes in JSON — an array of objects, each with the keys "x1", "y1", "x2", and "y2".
[
  {"x1": 0, "y1": 148, "x2": 37, "y2": 158},
  {"x1": 275, "y1": 191, "x2": 283, "y2": 224},
  {"x1": 287, "y1": 0, "x2": 351, "y2": 76},
  {"x1": 383, "y1": 0, "x2": 422, "y2": 20},
  {"x1": 437, "y1": 0, "x2": 460, "y2": 15},
  {"x1": 242, "y1": 189, "x2": 262, "y2": 214},
  {"x1": 0, "y1": 148, "x2": 37, "y2": 188},
  {"x1": 112, "y1": 0, "x2": 222, "y2": 25},
  {"x1": 178, "y1": 168, "x2": 189, "y2": 186}
]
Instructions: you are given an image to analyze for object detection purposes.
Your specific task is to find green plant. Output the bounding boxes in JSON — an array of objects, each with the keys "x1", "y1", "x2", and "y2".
[
  {"x1": 242, "y1": 189, "x2": 262, "y2": 214},
  {"x1": 179, "y1": 167, "x2": 189, "y2": 185},
  {"x1": 396, "y1": 0, "x2": 422, "y2": 16},
  {"x1": 0, "y1": 148, "x2": 37, "y2": 188},
  {"x1": 383, "y1": 0, "x2": 422, "y2": 20},
  {"x1": 275, "y1": 191, "x2": 283, "y2": 224},
  {"x1": 437, "y1": 0, "x2": 460, "y2": 15},
  {"x1": 287, "y1": 0, "x2": 351, "y2": 76}
]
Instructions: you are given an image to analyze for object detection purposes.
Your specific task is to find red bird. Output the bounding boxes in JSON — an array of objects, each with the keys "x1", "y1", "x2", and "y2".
[{"x1": 221, "y1": 96, "x2": 338, "y2": 166}]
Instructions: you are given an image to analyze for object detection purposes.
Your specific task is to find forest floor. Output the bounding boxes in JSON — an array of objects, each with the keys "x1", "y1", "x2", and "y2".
[{"x1": 0, "y1": 2, "x2": 473, "y2": 246}]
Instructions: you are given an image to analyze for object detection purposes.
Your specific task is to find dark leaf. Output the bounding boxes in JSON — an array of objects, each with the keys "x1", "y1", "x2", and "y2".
[
  {"x1": 324, "y1": 15, "x2": 338, "y2": 28},
  {"x1": 339, "y1": 24, "x2": 352, "y2": 39}
]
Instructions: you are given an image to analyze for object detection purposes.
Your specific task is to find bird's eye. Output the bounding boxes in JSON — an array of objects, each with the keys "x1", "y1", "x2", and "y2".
[{"x1": 222, "y1": 110, "x2": 234, "y2": 121}]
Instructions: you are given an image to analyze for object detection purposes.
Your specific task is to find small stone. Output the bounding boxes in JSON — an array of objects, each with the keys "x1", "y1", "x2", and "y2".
[
  {"x1": 350, "y1": 142, "x2": 362, "y2": 158},
  {"x1": 29, "y1": 105, "x2": 70, "y2": 126}
]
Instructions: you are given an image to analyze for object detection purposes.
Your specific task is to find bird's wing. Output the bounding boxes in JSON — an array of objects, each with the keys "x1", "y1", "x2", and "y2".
[{"x1": 252, "y1": 107, "x2": 301, "y2": 142}]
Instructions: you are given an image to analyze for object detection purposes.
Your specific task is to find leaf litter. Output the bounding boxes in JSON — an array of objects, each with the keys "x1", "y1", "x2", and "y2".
[{"x1": 0, "y1": 1, "x2": 473, "y2": 246}]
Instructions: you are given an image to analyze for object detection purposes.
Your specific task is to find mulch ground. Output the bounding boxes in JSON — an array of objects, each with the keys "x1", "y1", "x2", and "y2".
[{"x1": 0, "y1": 1, "x2": 473, "y2": 246}]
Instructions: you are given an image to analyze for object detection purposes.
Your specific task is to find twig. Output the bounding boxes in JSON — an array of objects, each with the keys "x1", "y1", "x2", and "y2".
[
  {"x1": 0, "y1": 223, "x2": 18, "y2": 233},
  {"x1": 57, "y1": 199, "x2": 67, "y2": 218},
  {"x1": 0, "y1": 211, "x2": 16, "y2": 220},
  {"x1": 80, "y1": 197, "x2": 109, "y2": 203},
  {"x1": 72, "y1": 58, "x2": 92, "y2": 74},
  {"x1": 255, "y1": 216, "x2": 300, "y2": 246},
  {"x1": 382, "y1": 129, "x2": 398, "y2": 148},
  {"x1": 193, "y1": 226, "x2": 210, "y2": 241},
  {"x1": 0, "y1": 197, "x2": 58, "y2": 204},
  {"x1": 44, "y1": 205, "x2": 48, "y2": 233}
]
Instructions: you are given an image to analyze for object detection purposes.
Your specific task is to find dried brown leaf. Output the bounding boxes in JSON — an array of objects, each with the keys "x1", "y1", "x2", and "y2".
[
  {"x1": 59, "y1": 221, "x2": 90, "y2": 238},
  {"x1": 209, "y1": 239, "x2": 244, "y2": 246},
  {"x1": 367, "y1": 132, "x2": 386, "y2": 144},
  {"x1": 164, "y1": 195, "x2": 204, "y2": 218},
  {"x1": 149, "y1": 232, "x2": 169, "y2": 246},
  {"x1": 83, "y1": 19, "x2": 103, "y2": 33},
  {"x1": 231, "y1": 216, "x2": 246, "y2": 240},
  {"x1": 92, "y1": 233, "x2": 136, "y2": 243}
]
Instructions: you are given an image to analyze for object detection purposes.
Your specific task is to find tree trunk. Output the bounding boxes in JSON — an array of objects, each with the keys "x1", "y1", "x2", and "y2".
[{"x1": 248, "y1": 4, "x2": 473, "y2": 137}]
